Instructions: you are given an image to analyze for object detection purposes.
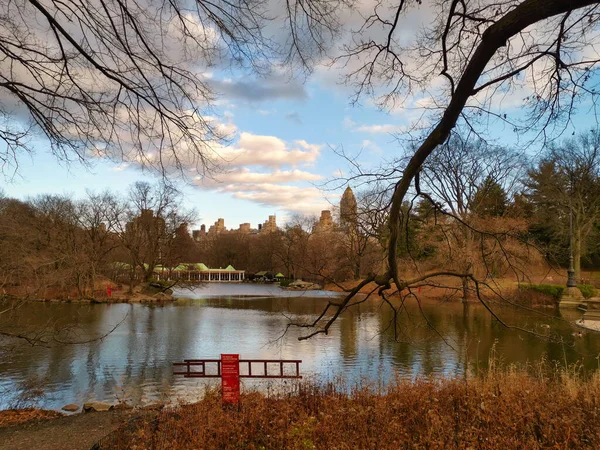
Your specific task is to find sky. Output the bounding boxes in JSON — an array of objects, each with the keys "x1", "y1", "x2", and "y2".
[
  {"x1": 1, "y1": 75, "x2": 405, "y2": 229},
  {"x1": 1, "y1": 64, "x2": 410, "y2": 230},
  {"x1": 2, "y1": 1, "x2": 600, "y2": 231}
]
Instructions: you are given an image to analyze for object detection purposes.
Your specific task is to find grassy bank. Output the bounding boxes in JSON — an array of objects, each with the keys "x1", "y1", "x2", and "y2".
[{"x1": 97, "y1": 369, "x2": 600, "y2": 450}]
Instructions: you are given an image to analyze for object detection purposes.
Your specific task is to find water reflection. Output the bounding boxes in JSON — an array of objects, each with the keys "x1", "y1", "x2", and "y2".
[{"x1": 0, "y1": 285, "x2": 598, "y2": 410}]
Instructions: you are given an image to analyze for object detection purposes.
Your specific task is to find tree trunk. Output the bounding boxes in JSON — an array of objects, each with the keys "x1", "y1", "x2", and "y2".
[
  {"x1": 462, "y1": 277, "x2": 471, "y2": 302},
  {"x1": 574, "y1": 227, "x2": 582, "y2": 281},
  {"x1": 90, "y1": 264, "x2": 96, "y2": 298},
  {"x1": 128, "y1": 269, "x2": 134, "y2": 294}
]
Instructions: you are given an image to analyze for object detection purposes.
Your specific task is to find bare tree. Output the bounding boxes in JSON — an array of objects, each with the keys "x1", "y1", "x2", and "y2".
[
  {"x1": 276, "y1": 214, "x2": 317, "y2": 279},
  {"x1": 421, "y1": 135, "x2": 525, "y2": 219},
  {"x1": 0, "y1": 0, "x2": 347, "y2": 176},
  {"x1": 419, "y1": 133, "x2": 526, "y2": 298},
  {"x1": 292, "y1": 0, "x2": 600, "y2": 340},
  {"x1": 114, "y1": 181, "x2": 195, "y2": 287},
  {"x1": 75, "y1": 191, "x2": 122, "y2": 296}
]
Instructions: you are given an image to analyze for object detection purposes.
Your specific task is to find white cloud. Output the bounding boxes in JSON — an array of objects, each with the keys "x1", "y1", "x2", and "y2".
[
  {"x1": 224, "y1": 184, "x2": 332, "y2": 215},
  {"x1": 184, "y1": 131, "x2": 328, "y2": 214},
  {"x1": 343, "y1": 116, "x2": 356, "y2": 128},
  {"x1": 113, "y1": 163, "x2": 130, "y2": 172},
  {"x1": 198, "y1": 168, "x2": 322, "y2": 186},
  {"x1": 355, "y1": 124, "x2": 405, "y2": 134},
  {"x1": 216, "y1": 133, "x2": 321, "y2": 168},
  {"x1": 343, "y1": 117, "x2": 405, "y2": 135},
  {"x1": 362, "y1": 139, "x2": 381, "y2": 154}
]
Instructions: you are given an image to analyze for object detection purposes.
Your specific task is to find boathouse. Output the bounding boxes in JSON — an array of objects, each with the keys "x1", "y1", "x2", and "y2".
[{"x1": 154, "y1": 263, "x2": 245, "y2": 282}]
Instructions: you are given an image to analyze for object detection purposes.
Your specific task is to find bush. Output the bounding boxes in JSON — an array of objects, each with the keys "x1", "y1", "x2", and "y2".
[
  {"x1": 520, "y1": 284, "x2": 564, "y2": 301},
  {"x1": 578, "y1": 284, "x2": 597, "y2": 299},
  {"x1": 148, "y1": 279, "x2": 174, "y2": 290},
  {"x1": 279, "y1": 279, "x2": 293, "y2": 287}
]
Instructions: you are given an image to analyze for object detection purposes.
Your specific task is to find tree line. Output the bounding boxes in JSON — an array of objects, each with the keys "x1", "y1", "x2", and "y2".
[{"x1": 1, "y1": 130, "x2": 600, "y2": 299}]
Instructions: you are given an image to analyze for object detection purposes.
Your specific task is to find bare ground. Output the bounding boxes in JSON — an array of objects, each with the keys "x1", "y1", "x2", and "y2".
[{"x1": 0, "y1": 409, "x2": 139, "y2": 450}]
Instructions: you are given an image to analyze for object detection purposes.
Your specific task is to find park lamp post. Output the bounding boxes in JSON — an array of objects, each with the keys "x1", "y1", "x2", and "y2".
[
  {"x1": 567, "y1": 205, "x2": 577, "y2": 287},
  {"x1": 567, "y1": 177, "x2": 577, "y2": 288}
]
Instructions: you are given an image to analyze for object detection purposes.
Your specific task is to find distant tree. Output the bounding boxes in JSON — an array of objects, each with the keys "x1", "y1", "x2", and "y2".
[
  {"x1": 421, "y1": 135, "x2": 523, "y2": 219},
  {"x1": 419, "y1": 134, "x2": 525, "y2": 298},
  {"x1": 526, "y1": 130, "x2": 600, "y2": 279},
  {"x1": 75, "y1": 191, "x2": 121, "y2": 295},
  {"x1": 115, "y1": 182, "x2": 195, "y2": 286},
  {"x1": 472, "y1": 177, "x2": 509, "y2": 218},
  {"x1": 206, "y1": 231, "x2": 251, "y2": 270},
  {"x1": 277, "y1": 214, "x2": 316, "y2": 279},
  {"x1": 0, "y1": 197, "x2": 38, "y2": 293}
]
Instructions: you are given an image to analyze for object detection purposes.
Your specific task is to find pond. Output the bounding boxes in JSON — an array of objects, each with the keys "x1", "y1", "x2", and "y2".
[{"x1": 0, "y1": 284, "x2": 597, "y2": 410}]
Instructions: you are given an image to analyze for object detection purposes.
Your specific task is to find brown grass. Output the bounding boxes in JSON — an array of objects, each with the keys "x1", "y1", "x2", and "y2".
[
  {"x1": 0, "y1": 408, "x2": 63, "y2": 428},
  {"x1": 98, "y1": 369, "x2": 600, "y2": 449}
]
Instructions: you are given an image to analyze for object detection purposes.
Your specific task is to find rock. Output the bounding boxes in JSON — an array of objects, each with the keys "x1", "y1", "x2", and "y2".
[
  {"x1": 559, "y1": 286, "x2": 585, "y2": 308},
  {"x1": 83, "y1": 402, "x2": 114, "y2": 412},
  {"x1": 62, "y1": 403, "x2": 79, "y2": 412},
  {"x1": 288, "y1": 280, "x2": 321, "y2": 290}
]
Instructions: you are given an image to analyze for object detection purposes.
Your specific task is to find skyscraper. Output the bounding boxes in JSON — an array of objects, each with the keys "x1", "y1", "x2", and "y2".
[{"x1": 340, "y1": 186, "x2": 357, "y2": 229}]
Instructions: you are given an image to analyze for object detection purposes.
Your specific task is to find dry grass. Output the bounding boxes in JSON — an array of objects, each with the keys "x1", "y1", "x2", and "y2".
[
  {"x1": 0, "y1": 408, "x2": 63, "y2": 428},
  {"x1": 98, "y1": 368, "x2": 600, "y2": 449}
]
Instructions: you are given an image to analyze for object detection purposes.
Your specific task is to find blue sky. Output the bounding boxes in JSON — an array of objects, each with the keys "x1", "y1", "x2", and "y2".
[
  {"x1": 2, "y1": 74, "x2": 406, "y2": 230},
  {"x1": 3, "y1": 2, "x2": 600, "y2": 232}
]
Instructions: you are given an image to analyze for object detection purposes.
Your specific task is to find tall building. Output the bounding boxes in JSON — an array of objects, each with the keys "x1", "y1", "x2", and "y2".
[
  {"x1": 208, "y1": 218, "x2": 226, "y2": 235},
  {"x1": 192, "y1": 215, "x2": 276, "y2": 238},
  {"x1": 340, "y1": 186, "x2": 357, "y2": 229},
  {"x1": 126, "y1": 209, "x2": 165, "y2": 235},
  {"x1": 261, "y1": 215, "x2": 277, "y2": 233},
  {"x1": 314, "y1": 210, "x2": 334, "y2": 233}
]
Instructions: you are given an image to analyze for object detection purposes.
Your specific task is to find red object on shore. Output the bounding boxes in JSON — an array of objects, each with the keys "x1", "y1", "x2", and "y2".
[
  {"x1": 221, "y1": 354, "x2": 240, "y2": 404},
  {"x1": 106, "y1": 285, "x2": 112, "y2": 297}
]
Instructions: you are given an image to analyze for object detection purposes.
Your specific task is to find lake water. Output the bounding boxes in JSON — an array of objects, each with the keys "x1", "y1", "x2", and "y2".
[{"x1": 0, "y1": 284, "x2": 598, "y2": 410}]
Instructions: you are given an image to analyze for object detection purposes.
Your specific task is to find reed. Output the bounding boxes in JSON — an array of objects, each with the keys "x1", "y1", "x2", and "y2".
[{"x1": 98, "y1": 360, "x2": 600, "y2": 449}]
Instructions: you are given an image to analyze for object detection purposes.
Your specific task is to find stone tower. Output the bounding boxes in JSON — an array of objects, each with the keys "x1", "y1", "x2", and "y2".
[
  {"x1": 340, "y1": 186, "x2": 357, "y2": 229},
  {"x1": 315, "y1": 210, "x2": 334, "y2": 233}
]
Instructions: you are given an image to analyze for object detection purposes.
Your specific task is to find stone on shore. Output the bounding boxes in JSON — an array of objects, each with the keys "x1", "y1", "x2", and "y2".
[
  {"x1": 286, "y1": 280, "x2": 322, "y2": 290},
  {"x1": 61, "y1": 404, "x2": 79, "y2": 412},
  {"x1": 83, "y1": 402, "x2": 114, "y2": 412},
  {"x1": 559, "y1": 286, "x2": 585, "y2": 308}
]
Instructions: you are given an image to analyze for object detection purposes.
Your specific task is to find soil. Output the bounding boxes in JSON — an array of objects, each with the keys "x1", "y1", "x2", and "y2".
[
  {"x1": 0, "y1": 409, "x2": 138, "y2": 450},
  {"x1": 4, "y1": 282, "x2": 176, "y2": 304},
  {"x1": 324, "y1": 270, "x2": 570, "y2": 300}
]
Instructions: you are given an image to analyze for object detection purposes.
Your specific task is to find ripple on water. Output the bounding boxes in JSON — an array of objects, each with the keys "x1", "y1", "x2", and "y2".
[{"x1": 0, "y1": 286, "x2": 596, "y2": 410}]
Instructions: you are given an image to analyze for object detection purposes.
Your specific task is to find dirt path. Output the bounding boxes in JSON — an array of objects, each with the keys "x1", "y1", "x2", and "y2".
[{"x1": 0, "y1": 410, "x2": 136, "y2": 450}]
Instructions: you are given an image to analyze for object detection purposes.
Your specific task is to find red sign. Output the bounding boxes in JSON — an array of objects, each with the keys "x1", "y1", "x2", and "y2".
[{"x1": 221, "y1": 354, "x2": 240, "y2": 405}]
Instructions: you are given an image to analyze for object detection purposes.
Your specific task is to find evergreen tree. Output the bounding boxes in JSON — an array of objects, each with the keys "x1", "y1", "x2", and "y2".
[
  {"x1": 526, "y1": 130, "x2": 600, "y2": 279},
  {"x1": 472, "y1": 177, "x2": 508, "y2": 217}
]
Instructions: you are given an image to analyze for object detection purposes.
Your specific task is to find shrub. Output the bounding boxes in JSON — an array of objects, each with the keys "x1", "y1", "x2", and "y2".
[
  {"x1": 520, "y1": 284, "x2": 564, "y2": 301},
  {"x1": 148, "y1": 279, "x2": 174, "y2": 290},
  {"x1": 578, "y1": 284, "x2": 597, "y2": 299},
  {"x1": 512, "y1": 288, "x2": 556, "y2": 307},
  {"x1": 279, "y1": 279, "x2": 293, "y2": 287}
]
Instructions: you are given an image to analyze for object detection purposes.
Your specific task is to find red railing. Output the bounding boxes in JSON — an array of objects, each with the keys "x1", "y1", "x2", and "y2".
[
  {"x1": 173, "y1": 358, "x2": 302, "y2": 379},
  {"x1": 173, "y1": 355, "x2": 302, "y2": 405}
]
